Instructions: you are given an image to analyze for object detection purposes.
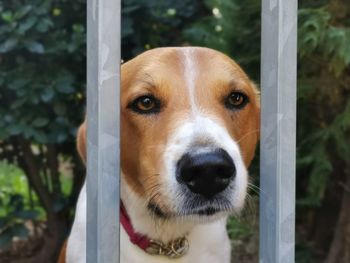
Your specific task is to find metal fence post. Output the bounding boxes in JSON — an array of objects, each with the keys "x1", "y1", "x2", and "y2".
[
  {"x1": 86, "y1": 0, "x2": 121, "y2": 262},
  {"x1": 260, "y1": 1, "x2": 297, "y2": 263}
]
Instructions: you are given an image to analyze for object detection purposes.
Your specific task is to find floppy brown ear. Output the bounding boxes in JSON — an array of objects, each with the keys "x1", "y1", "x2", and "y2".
[
  {"x1": 77, "y1": 120, "x2": 87, "y2": 164},
  {"x1": 57, "y1": 240, "x2": 67, "y2": 263}
]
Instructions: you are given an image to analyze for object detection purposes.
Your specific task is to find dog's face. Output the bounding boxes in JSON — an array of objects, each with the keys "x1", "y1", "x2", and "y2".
[{"x1": 120, "y1": 47, "x2": 260, "y2": 221}]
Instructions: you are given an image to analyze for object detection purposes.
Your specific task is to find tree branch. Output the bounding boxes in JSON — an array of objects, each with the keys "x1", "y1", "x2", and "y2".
[{"x1": 17, "y1": 137, "x2": 53, "y2": 213}]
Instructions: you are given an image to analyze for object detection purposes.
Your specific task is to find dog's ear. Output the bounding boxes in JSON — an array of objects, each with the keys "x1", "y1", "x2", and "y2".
[{"x1": 77, "y1": 120, "x2": 87, "y2": 164}]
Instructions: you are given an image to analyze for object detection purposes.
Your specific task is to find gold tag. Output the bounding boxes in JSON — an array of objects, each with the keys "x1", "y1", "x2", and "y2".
[{"x1": 145, "y1": 237, "x2": 189, "y2": 259}]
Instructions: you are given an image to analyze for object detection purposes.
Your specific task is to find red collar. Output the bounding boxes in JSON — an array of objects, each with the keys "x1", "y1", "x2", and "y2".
[
  {"x1": 120, "y1": 202, "x2": 151, "y2": 250},
  {"x1": 120, "y1": 201, "x2": 189, "y2": 258}
]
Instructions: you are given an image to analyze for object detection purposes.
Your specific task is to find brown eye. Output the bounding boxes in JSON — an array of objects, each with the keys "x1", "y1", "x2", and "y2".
[
  {"x1": 137, "y1": 97, "x2": 155, "y2": 110},
  {"x1": 128, "y1": 95, "x2": 161, "y2": 114},
  {"x1": 225, "y1": 92, "x2": 248, "y2": 110}
]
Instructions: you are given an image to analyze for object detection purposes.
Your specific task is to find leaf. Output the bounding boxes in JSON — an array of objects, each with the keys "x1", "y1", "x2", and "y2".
[
  {"x1": 306, "y1": 146, "x2": 332, "y2": 204},
  {"x1": 55, "y1": 75, "x2": 74, "y2": 94},
  {"x1": 53, "y1": 102, "x2": 67, "y2": 115},
  {"x1": 31, "y1": 117, "x2": 49, "y2": 127},
  {"x1": 23, "y1": 127, "x2": 36, "y2": 139},
  {"x1": 7, "y1": 125, "x2": 22, "y2": 135},
  {"x1": 122, "y1": 5, "x2": 141, "y2": 14},
  {"x1": 8, "y1": 79, "x2": 29, "y2": 90},
  {"x1": 9, "y1": 194, "x2": 23, "y2": 207},
  {"x1": 72, "y1": 24, "x2": 84, "y2": 33},
  {"x1": 1, "y1": 11, "x2": 13, "y2": 23},
  {"x1": 33, "y1": 131, "x2": 48, "y2": 143},
  {"x1": 36, "y1": 18, "x2": 54, "y2": 33},
  {"x1": 13, "y1": 5, "x2": 32, "y2": 20},
  {"x1": 0, "y1": 38, "x2": 18, "y2": 53},
  {"x1": 121, "y1": 17, "x2": 134, "y2": 38},
  {"x1": 40, "y1": 88, "x2": 55, "y2": 102},
  {"x1": 25, "y1": 41, "x2": 45, "y2": 54},
  {"x1": 56, "y1": 132, "x2": 68, "y2": 143},
  {"x1": 13, "y1": 210, "x2": 39, "y2": 220},
  {"x1": 18, "y1": 16, "x2": 38, "y2": 33},
  {"x1": 10, "y1": 98, "x2": 27, "y2": 110},
  {"x1": 3, "y1": 115, "x2": 13, "y2": 123}
]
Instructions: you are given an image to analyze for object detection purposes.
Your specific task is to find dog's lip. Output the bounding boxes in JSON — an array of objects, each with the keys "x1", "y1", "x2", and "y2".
[
  {"x1": 181, "y1": 194, "x2": 233, "y2": 216},
  {"x1": 191, "y1": 206, "x2": 221, "y2": 216},
  {"x1": 147, "y1": 201, "x2": 227, "y2": 218}
]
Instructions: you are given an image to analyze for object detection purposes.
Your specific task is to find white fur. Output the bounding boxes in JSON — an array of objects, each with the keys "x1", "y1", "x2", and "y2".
[
  {"x1": 183, "y1": 47, "x2": 199, "y2": 114},
  {"x1": 66, "y1": 182, "x2": 87, "y2": 263}
]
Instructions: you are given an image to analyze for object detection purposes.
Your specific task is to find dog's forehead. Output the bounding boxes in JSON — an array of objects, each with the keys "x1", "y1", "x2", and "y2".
[{"x1": 121, "y1": 47, "x2": 250, "y2": 91}]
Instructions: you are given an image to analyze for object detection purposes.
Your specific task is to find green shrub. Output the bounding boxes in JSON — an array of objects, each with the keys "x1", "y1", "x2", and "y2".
[{"x1": 0, "y1": 162, "x2": 41, "y2": 247}]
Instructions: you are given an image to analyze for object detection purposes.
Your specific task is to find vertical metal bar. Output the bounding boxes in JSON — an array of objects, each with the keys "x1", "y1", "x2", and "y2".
[
  {"x1": 87, "y1": 0, "x2": 120, "y2": 262},
  {"x1": 260, "y1": 1, "x2": 297, "y2": 263}
]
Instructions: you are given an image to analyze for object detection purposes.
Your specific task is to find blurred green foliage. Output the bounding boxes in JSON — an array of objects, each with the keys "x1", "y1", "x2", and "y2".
[
  {"x1": 0, "y1": 1, "x2": 86, "y2": 255},
  {"x1": 0, "y1": 160, "x2": 72, "y2": 247},
  {"x1": 121, "y1": 0, "x2": 205, "y2": 59},
  {"x1": 184, "y1": 0, "x2": 261, "y2": 80},
  {"x1": 0, "y1": 162, "x2": 39, "y2": 247},
  {"x1": 0, "y1": 0, "x2": 86, "y2": 144}
]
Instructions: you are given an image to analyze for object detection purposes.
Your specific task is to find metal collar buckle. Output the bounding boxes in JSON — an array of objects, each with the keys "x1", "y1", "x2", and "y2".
[{"x1": 145, "y1": 237, "x2": 189, "y2": 259}]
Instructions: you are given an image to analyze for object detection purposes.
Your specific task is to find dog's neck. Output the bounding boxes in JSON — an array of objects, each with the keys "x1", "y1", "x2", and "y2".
[{"x1": 121, "y1": 176, "x2": 195, "y2": 244}]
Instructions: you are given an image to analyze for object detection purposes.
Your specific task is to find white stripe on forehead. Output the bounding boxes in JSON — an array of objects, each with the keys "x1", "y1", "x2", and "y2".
[{"x1": 183, "y1": 48, "x2": 199, "y2": 114}]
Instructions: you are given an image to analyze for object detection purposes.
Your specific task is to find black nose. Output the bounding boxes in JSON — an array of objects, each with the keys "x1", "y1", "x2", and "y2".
[{"x1": 176, "y1": 149, "x2": 236, "y2": 199}]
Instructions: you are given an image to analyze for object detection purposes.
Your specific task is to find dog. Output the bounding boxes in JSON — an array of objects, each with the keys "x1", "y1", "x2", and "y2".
[{"x1": 60, "y1": 47, "x2": 260, "y2": 263}]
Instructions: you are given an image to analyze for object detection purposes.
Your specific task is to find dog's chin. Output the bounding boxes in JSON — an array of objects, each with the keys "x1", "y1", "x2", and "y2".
[
  {"x1": 147, "y1": 199, "x2": 239, "y2": 223},
  {"x1": 179, "y1": 208, "x2": 231, "y2": 224}
]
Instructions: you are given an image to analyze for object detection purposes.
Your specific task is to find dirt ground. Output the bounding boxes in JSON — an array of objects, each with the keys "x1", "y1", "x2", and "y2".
[{"x1": 0, "y1": 236, "x2": 43, "y2": 263}]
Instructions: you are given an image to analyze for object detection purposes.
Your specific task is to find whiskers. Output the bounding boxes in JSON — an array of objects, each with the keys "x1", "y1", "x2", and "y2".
[
  {"x1": 232, "y1": 181, "x2": 260, "y2": 227},
  {"x1": 243, "y1": 193, "x2": 258, "y2": 225},
  {"x1": 247, "y1": 182, "x2": 260, "y2": 195}
]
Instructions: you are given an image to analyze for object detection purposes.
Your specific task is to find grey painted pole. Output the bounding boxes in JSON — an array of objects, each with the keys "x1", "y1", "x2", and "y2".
[
  {"x1": 86, "y1": 0, "x2": 120, "y2": 262},
  {"x1": 260, "y1": 1, "x2": 297, "y2": 263}
]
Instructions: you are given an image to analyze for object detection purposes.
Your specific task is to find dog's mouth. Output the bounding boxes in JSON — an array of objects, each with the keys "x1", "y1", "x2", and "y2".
[
  {"x1": 192, "y1": 206, "x2": 221, "y2": 216},
  {"x1": 147, "y1": 197, "x2": 232, "y2": 219},
  {"x1": 182, "y1": 196, "x2": 233, "y2": 217}
]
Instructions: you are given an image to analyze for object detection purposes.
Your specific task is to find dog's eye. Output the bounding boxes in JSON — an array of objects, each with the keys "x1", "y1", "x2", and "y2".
[
  {"x1": 128, "y1": 95, "x2": 161, "y2": 114},
  {"x1": 225, "y1": 92, "x2": 248, "y2": 110}
]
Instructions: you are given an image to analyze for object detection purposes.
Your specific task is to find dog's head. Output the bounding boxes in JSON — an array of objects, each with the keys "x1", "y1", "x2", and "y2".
[{"x1": 78, "y1": 47, "x2": 260, "y2": 222}]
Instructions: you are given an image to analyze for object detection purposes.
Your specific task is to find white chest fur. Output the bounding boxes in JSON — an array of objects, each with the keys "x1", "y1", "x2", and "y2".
[{"x1": 66, "y1": 182, "x2": 231, "y2": 263}]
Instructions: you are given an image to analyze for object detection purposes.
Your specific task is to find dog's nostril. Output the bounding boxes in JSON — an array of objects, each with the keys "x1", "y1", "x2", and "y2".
[{"x1": 176, "y1": 149, "x2": 236, "y2": 199}]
